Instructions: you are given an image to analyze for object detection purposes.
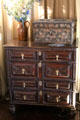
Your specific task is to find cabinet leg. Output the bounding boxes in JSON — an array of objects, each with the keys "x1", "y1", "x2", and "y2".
[{"x1": 9, "y1": 104, "x2": 16, "y2": 114}]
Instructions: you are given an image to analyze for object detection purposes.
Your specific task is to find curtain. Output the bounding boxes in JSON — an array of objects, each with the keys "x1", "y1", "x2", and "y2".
[
  {"x1": 0, "y1": 0, "x2": 6, "y2": 96},
  {"x1": 76, "y1": 0, "x2": 80, "y2": 99},
  {"x1": 1, "y1": 0, "x2": 80, "y2": 95}
]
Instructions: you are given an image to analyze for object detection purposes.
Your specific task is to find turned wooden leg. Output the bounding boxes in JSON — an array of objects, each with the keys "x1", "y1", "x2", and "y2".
[{"x1": 9, "y1": 104, "x2": 16, "y2": 114}]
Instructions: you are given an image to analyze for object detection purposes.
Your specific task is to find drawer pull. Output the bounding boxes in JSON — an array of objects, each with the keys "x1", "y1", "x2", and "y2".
[
  {"x1": 39, "y1": 81, "x2": 42, "y2": 86},
  {"x1": 38, "y1": 51, "x2": 42, "y2": 56},
  {"x1": 56, "y1": 83, "x2": 59, "y2": 89},
  {"x1": 38, "y1": 62, "x2": 42, "y2": 68},
  {"x1": 68, "y1": 83, "x2": 70, "y2": 89},
  {"x1": 56, "y1": 96, "x2": 60, "y2": 103},
  {"x1": 22, "y1": 68, "x2": 25, "y2": 74},
  {"x1": 56, "y1": 55, "x2": 59, "y2": 61},
  {"x1": 23, "y1": 82, "x2": 26, "y2": 88},
  {"x1": 23, "y1": 95, "x2": 27, "y2": 100},
  {"x1": 39, "y1": 91, "x2": 42, "y2": 96},
  {"x1": 56, "y1": 70, "x2": 59, "y2": 76},
  {"x1": 21, "y1": 53, "x2": 24, "y2": 60}
]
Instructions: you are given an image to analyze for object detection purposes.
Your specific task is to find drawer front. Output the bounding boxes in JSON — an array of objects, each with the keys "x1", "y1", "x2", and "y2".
[
  {"x1": 13, "y1": 91, "x2": 38, "y2": 103},
  {"x1": 43, "y1": 51, "x2": 74, "y2": 62},
  {"x1": 43, "y1": 63, "x2": 72, "y2": 79},
  {"x1": 44, "y1": 81, "x2": 71, "y2": 90},
  {"x1": 44, "y1": 91, "x2": 71, "y2": 105},
  {"x1": 12, "y1": 80, "x2": 37, "y2": 89},
  {"x1": 11, "y1": 62, "x2": 37, "y2": 78},
  {"x1": 10, "y1": 49, "x2": 36, "y2": 61}
]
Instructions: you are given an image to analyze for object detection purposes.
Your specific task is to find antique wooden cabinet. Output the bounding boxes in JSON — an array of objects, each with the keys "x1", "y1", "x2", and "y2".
[{"x1": 4, "y1": 41, "x2": 76, "y2": 113}]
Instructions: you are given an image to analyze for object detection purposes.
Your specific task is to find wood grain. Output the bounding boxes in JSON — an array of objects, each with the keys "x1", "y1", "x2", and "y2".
[{"x1": 69, "y1": 0, "x2": 75, "y2": 19}]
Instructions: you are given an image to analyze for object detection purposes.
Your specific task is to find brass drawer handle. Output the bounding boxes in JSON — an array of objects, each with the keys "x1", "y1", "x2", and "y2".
[
  {"x1": 22, "y1": 68, "x2": 25, "y2": 74},
  {"x1": 23, "y1": 82, "x2": 26, "y2": 88},
  {"x1": 38, "y1": 51, "x2": 42, "y2": 56},
  {"x1": 39, "y1": 81, "x2": 42, "y2": 86},
  {"x1": 56, "y1": 55, "x2": 59, "y2": 61},
  {"x1": 38, "y1": 62, "x2": 42, "y2": 68},
  {"x1": 23, "y1": 95, "x2": 27, "y2": 100},
  {"x1": 39, "y1": 91, "x2": 42, "y2": 96},
  {"x1": 68, "y1": 83, "x2": 70, "y2": 89},
  {"x1": 56, "y1": 70, "x2": 59, "y2": 76},
  {"x1": 56, "y1": 83, "x2": 59, "y2": 90},
  {"x1": 21, "y1": 53, "x2": 24, "y2": 60},
  {"x1": 56, "y1": 96, "x2": 60, "y2": 103}
]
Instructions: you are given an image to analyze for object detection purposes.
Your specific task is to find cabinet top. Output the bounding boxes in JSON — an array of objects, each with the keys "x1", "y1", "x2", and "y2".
[{"x1": 4, "y1": 40, "x2": 77, "y2": 49}]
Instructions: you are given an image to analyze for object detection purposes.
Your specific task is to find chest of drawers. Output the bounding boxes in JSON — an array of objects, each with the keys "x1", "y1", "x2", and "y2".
[{"x1": 4, "y1": 41, "x2": 76, "y2": 113}]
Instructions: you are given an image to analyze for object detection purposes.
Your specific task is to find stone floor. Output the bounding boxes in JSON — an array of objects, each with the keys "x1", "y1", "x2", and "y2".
[{"x1": 0, "y1": 100, "x2": 80, "y2": 120}]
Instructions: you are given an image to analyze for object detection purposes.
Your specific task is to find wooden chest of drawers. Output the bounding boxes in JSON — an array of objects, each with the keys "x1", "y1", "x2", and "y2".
[{"x1": 4, "y1": 41, "x2": 76, "y2": 113}]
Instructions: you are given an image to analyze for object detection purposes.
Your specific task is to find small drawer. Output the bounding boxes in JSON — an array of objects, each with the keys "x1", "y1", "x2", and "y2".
[
  {"x1": 12, "y1": 62, "x2": 37, "y2": 78},
  {"x1": 43, "y1": 62, "x2": 72, "y2": 79},
  {"x1": 44, "y1": 81, "x2": 71, "y2": 90},
  {"x1": 12, "y1": 80, "x2": 37, "y2": 89},
  {"x1": 10, "y1": 49, "x2": 36, "y2": 61},
  {"x1": 44, "y1": 91, "x2": 71, "y2": 105},
  {"x1": 43, "y1": 51, "x2": 74, "y2": 62},
  {"x1": 13, "y1": 91, "x2": 38, "y2": 103}
]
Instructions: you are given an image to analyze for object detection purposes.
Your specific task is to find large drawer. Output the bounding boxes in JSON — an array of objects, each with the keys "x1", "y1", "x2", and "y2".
[
  {"x1": 13, "y1": 91, "x2": 38, "y2": 103},
  {"x1": 10, "y1": 49, "x2": 37, "y2": 61},
  {"x1": 43, "y1": 51, "x2": 74, "y2": 62},
  {"x1": 44, "y1": 81, "x2": 71, "y2": 91},
  {"x1": 43, "y1": 62, "x2": 73, "y2": 79},
  {"x1": 12, "y1": 80, "x2": 37, "y2": 89},
  {"x1": 11, "y1": 62, "x2": 37, "y2": 78},
  {"x1": 43, "y1": 91, "x2": 71, "y2": 106}
]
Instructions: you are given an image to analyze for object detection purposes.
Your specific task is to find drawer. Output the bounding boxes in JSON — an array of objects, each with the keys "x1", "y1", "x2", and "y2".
[
  {"x1": 13, "y1": 91, "x2": 38, "y2": 103},
  {"x1": 11, "y1": 62, "x2": 37, "y2": 78},
  {"x1": 44, "y1": 81, "x2": 71, "y2": 90},
  {"x1": 43, "y1": 51, "x2": 74, "y2": 62},
  {"x1": 44, "y1": 91, "x2": 71, "y2": 105},
  {"x1": 12, "y1": 80, "x2": 37, "y2": 89},
  {"x1": 10, "y1": 49, "x2": 36, "y2": 61},
  {"x1": 43, "y1": 62, "x2": 72, "y2": 79}
]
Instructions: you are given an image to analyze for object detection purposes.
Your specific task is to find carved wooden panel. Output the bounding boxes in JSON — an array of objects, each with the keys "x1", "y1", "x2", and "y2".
[
  {"x1": 12, "y1": 80, "x2": 37, "y2": 89},
  {"x1": 44, "y1": 81, "x2": 71, "y2": 90},
  {"x1": 11, "y1": 62, "x2": 37, "y2": 78},
  {"x1": 43, "y1": 63, "x2": 73, "y2": 79},
  {"x1": 43, "y1": 51, "x2": 74, "y2": 62},
  {"x1": 44, "y1": 91, "x2": 71, "y2": 106},
  {"x1": 13, "y1": 91, "x2": 38, "y2": 103},
  {"x1": 10, "y1": 49, "x2": 37, "y2": 62}
]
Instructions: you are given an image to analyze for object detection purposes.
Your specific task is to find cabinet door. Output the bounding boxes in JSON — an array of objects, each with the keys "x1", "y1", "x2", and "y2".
[{"x1": 42, "y1": 62, "x2": 73, "y2": 80}]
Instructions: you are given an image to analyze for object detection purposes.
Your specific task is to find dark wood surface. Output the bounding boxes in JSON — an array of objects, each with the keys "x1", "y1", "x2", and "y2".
[
  {"x1": 4, "y1": 40, "x2": 77, "y2": 113},
  {"x1": 0, "y1": 101, "x2": 80, "y2": 120}
]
